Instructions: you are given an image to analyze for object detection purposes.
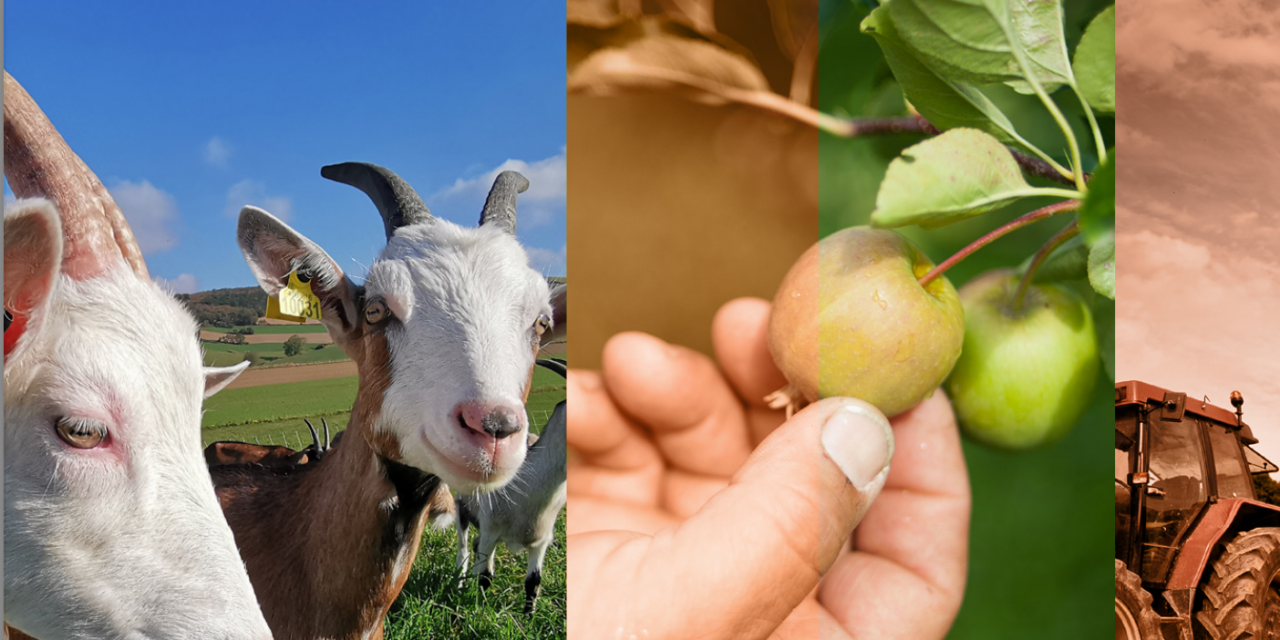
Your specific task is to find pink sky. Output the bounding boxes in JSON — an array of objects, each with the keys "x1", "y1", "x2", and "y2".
[{"x1": 1116, "y1": 0, "x2": 1280, "y2": 466}]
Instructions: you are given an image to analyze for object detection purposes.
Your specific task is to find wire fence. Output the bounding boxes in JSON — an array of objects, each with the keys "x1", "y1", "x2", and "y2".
[
  {"x1": 203, "y1": 407, "x2": 562, "y2": 450},
  {"x1": 203, "y1": 426, "x2": 324, "y2": 450}
]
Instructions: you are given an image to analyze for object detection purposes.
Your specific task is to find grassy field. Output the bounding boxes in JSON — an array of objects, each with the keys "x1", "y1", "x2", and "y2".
[
  {"x1": 383, "y1": 514, "x2": 566, "y2": 639},
  {"x1": 203, "y1": 324, "x2": 330, "y2": 334},
  {"x1": 202, "y1": 367, "x2": 566, "y2": 447},
  {"x1": 202, "y1": 340, "x2": 350, "y2": 368}
]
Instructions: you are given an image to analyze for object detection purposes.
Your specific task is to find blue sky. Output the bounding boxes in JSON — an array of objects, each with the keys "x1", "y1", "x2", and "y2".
[{"x1": 5, "y1": 1, "x2": 566, "y2": 292}]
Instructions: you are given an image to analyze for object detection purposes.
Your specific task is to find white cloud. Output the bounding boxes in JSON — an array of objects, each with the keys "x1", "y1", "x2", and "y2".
[
  {"x1": 433, "y1": 148, "x2": 566, "y2": 228},
  {"x1": 109, "y1": 180, "x2": 180, "y2": 254},
  {"x1": 526, "y1": 244, "x2": 566, "y2": 277},
  {"x1": 204, "y1": 136, "x2": 232, "y2": 167},
  {"x1": 225, "y1": 180, "x2": 292, "y2": 221},
  {"x1": 153, "y1": 273, "x2": 199, "y2": 294}
]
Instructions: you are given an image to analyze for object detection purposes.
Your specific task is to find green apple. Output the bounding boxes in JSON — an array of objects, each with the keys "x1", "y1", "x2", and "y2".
[
  {"x1": 769, "y1": 226, "x2": 965, "y2": 417},
  {"x1": 945, "y1": 270, "x2": 1099, "y2": 449}
]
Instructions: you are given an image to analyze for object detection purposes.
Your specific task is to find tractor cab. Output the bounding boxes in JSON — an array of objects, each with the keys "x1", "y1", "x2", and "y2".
[{"x1": 1115, "y1": 381, "x2": 1280, "y2": 640}]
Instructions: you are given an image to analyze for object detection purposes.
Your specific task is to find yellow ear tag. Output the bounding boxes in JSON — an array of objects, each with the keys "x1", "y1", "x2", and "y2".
[{"x1": 265, "y1": 270, "x2": 322, "y2": 323}]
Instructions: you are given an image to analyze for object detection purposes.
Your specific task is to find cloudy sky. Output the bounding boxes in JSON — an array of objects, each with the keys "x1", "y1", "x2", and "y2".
[
  {"x1": 1116, "y1": 0, "x2": 1280, "y2": 464},
  {"x1": 5, "y1": 2, "x2": 566, "y2": 294}
]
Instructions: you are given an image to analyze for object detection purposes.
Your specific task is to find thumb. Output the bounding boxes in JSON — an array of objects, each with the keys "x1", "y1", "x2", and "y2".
[{"x1": 649, "y1": 397, "x2": 895, "y2": 638}]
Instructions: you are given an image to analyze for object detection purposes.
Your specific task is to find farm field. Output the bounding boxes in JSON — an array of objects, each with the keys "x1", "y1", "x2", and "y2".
[
  {"x1": 200, "y1": 330, "x2": 336, "y2": 345},
  {"x1": 201, "y1": 339, "x2": 348, "y2": 368},
  {"x1": 203, "y1": 324, "x2": 330, "y2": 334},
  {"x1": 202, "y1": 366, "x2": 566, "y2": 447},
  {"x1": 224, "y1": 361, "x2": 360, "y2": 389}
]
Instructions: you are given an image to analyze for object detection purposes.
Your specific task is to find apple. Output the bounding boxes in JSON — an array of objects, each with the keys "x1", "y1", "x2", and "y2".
[
  {"x1": 944, "y1": 269, "x2": 1099, "y2": 449},
  {"x1": 768, "y1": 226, "x2": 965, "y2": 417}
]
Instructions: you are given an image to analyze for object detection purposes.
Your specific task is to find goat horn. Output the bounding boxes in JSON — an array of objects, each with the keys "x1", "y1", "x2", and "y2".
[
  {"x1": 478, "y1": 170, "x2": 528, "y2": 234},
  {"x1": 3, "y1": 72, "x2": 149, "y2": 280},
  {"x1": 304, "y1": 419, "x2": 319, "y2": 450},
  {"x1": 320, "y1": 162, "x2": 432, "y2": 240},
  {"x1": 322, "y1": 418, "x2": 331, "y2": 449}
]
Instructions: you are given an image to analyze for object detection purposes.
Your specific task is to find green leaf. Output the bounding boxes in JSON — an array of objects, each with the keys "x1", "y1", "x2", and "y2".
[
  {"x1": 1087, "y1": 231, "x2": 1114, "y2": 299},
  {"x1": 1078, "y1": 150, "x2": 1114, "y2": 243},
  {"x1": 871, "y1": 128, "x2": 1042, "y2": 229},
  {"x1": 861, "y1": 7, "x2": 1023, "y2": 148},
  {"x1": 1092, "y1": 295, "x2": 1114, "y2": 380},
  {"x1": 1073, "y1": 6, "x2": 1115, "y2": 114},
  {"x1": 886, "y1": 0, "x2": 1073, "y2": 94},
  {"x1": 1018, "y1": 234, "x2": 1089, "y2": 283}
]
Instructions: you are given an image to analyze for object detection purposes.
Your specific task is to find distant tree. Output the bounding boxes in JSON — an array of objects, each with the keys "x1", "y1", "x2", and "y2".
[
  {"x1": 283, "y1": 335, "x2": 307, "y2": 357},
  {"x1": 1254, "y1": 475, "x2": 1280, "y2": 507},
  {"x1": 243, "y1": 352, "x2": 262, "y2": 367},
  {"x1": 315, "y1": 344, "x2": 325, "y2": 350}
]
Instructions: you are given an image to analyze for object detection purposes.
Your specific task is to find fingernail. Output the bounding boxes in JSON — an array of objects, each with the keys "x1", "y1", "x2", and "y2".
[{"x1": 821, "y1": 404, "x2": 894, "y2": 490}]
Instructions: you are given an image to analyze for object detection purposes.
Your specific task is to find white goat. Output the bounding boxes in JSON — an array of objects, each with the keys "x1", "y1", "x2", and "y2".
[
  {"x1": 3, "y1": 72, "x2": 270, "y2": 639},
  {"x1": 456, "y1": 396, "x2": 567, "y2": 613},
  {"x1": 212, "y1": 163, "x2": 558, "y2": 639}
]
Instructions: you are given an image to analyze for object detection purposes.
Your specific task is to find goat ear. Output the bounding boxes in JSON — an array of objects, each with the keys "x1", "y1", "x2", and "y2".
[
  {"x1": 204, "y1": 360, "x2": 250, "y2": 399},
  {"x1": 5, "y1": 199, "x2": 64, "y2": 359},
  {"x1": 541, "y1": 283, "x2": 566, "y2": 347},
  {"x1": 236, "y1": 206, "x2": 360, "y2": 335}
]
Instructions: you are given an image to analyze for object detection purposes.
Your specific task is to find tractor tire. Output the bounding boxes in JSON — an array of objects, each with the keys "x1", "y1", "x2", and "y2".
[
  {"x1": 1196, "y1": 527, "x2": 1280, "y2": 640},
  {"x1": 1117, "y1": 560, "x2": 1161, "y2": 640}
]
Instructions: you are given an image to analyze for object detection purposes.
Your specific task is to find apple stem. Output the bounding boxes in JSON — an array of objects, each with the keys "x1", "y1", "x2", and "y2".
[
  {"x1": 917, "y1": 200, "x2": 1082, "y2": 289},
  {"x1": 1012, "y1": 221, "x2": 1081, "y2": 311}
]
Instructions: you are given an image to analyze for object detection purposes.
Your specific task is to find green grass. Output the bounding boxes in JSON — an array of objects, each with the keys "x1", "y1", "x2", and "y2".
[
  {"x1": 202, "y1": 376, "x2": 361, "y2": 428},
  {"x1": 201, "y1": 364, "x2": 567, "y2": 635},
  {"x1": 383, "y1": 513, "x2": 566, "y2": 639},
  {"x1": 202, "y1": 373, "x2": 564, "y2": 443},
  {"x1": 203, "y1": 324, "x2": 330, "y2": 334},
  {"x1": 201, "y1": 340, "x2": 350, "y2": 368}
]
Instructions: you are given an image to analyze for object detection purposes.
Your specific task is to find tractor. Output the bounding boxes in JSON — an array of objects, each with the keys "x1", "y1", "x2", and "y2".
[{"x1": 1116, "y1": 381, "x2": 1280, "y2": 639}]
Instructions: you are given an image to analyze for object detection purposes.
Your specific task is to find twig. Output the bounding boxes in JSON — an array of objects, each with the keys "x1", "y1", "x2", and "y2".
[
  {"x1": 1012, "y1": 220, "x2": 1080, "y2": 311},
  {"x1": 917, "y1": 199, "x2": 1081, "y2": 288}
]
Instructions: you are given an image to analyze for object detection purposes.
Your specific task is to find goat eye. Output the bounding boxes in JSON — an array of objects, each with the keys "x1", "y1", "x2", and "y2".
[
  {"x1": 55, "y1": 417, "x2": 108, "y2": 449},
  {"x1": 534, "y1": 314, "x2": 552, "y2": 336},
  {"x1": 365, "y1": 299, "x2": 390, "y2": 325}
]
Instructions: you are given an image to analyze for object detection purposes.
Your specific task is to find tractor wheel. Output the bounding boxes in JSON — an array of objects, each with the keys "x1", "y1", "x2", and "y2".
[
  {"x1": 1196, "y1": 527, "x2": 1280, "y2": 640},
  {"x1": 1117, "y1": 559, "x2": 1160, "y2": 640}
]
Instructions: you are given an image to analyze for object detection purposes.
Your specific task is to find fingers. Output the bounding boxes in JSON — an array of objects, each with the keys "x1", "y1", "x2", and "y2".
[
  {"x1": 641, "y1": 398, "x2": 895, "y2": 639},
  {"x1": 818, "y1": 390, "x2": 970, "y2": 640},
  {"x1": 566, "y1": 370, "x2": 664, "y2": 507},
  {"x1": 567, "y1": 496, "x2": 681, "y2": 536},
  {"x1": 602, "y1": 332, "x2": 754, "y2": 477},
  {"x1": 712, "y1": 298, "x2": 790, "y2": 446},
  {"x1": 712, "y1": 297, "x2": 788, "y2": 407}
]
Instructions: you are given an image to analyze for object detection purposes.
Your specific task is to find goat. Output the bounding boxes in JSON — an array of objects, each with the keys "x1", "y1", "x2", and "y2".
[
  {"x1": 3, "y1": 72, "x2": 271, "y2": 639},
  {"x1": 205, "y1": 418, "x2": 333, "y2": 468},
  {"x1": 212, "y1": 163, "x2": 559, "y2": 639},
  {"x1": 455, "y1": 398, "x2": 567, "y2": 614}
]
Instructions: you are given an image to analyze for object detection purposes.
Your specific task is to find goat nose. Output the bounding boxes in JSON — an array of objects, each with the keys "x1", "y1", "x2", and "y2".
[{"x1": 456, "y1": 401, "x2": 524, "y2": 440}]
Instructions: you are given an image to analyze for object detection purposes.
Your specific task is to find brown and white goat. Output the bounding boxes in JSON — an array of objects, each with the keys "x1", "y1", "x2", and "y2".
[
  {"x1": 212, "y1": 164, "x2": 557, "y2": 639},
  {"x1": 3, "y1": 72, "x2": 269, "y2": 639},
  {"x1": 205, "y1": 418, "x2": 333, "y2": 468}
]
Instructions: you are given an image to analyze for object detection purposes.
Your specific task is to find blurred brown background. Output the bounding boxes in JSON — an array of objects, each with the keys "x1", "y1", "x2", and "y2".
[{"x1": 567, "y1": 95, "x2": 816, "y2": 367}]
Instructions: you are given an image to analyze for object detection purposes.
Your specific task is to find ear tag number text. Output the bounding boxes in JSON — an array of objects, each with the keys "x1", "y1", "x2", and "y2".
[{"x1": 266, "y1": 270, "x2": 322, "y2": 323}]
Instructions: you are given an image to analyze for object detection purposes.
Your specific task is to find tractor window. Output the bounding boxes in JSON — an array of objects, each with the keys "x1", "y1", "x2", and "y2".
[
  {"x1": 1116, "y1": 436, "x2": 1134, "y2": 563},
  {"x1": 1207, "y1": 422, "x2": 1252, "y2": 499},
  {"x1": 1142, "y1": 417, "x2": 1208, "y2": 583}
]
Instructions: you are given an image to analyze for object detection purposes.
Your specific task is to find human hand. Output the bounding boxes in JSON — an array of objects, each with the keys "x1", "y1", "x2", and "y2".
[{"x1": 567, "y1": 298, "x2": 970, "y2": 639}]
